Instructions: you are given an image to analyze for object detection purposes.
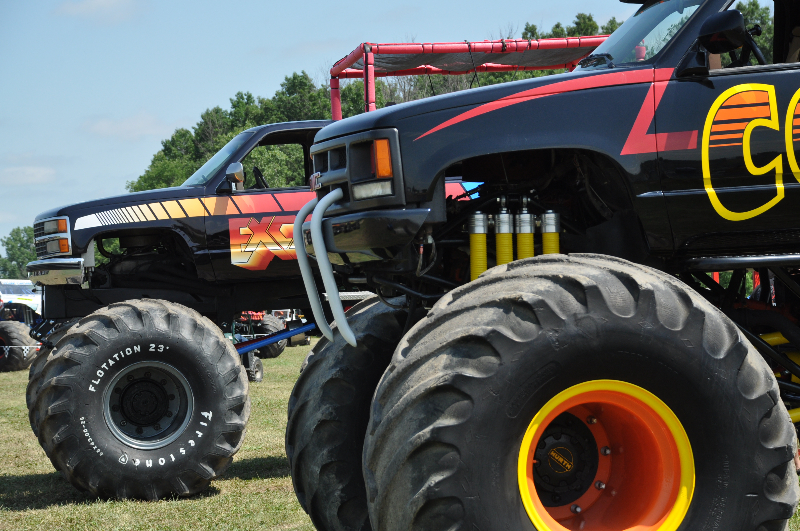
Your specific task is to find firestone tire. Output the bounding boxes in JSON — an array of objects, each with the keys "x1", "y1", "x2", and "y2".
[
  {"x1": 31, "y1": 299, "x2": 250, "y2": 500},
  {"x1": 255, "y1": 314, "x2": 287, "y2": 359},
  {"x1": 286, "y1": 296, "x2": 406, "y2": 531},
  {"x1": 27, "y1": 319, "x2": 80, "y2": 436},
  {"x1": 0, "y1": 320, "x2": 38, "y2": 372},
  {"x1": 363, "y1": 255, "x2": 799, "y2": 531}
]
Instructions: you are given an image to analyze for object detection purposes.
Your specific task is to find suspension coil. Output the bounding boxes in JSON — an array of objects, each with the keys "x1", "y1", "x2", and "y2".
[
  {"x1": 496, "y1": 197, "x2": 513, "y2": 266},
  {"x1": 542, "y1": 210, "x2": 561, "y2": 255},
  {"x1": 516, "y1": 196, "x2": 534, "y2": 260},
  {"x1": 469, "y1": 211, "x2": 488, "y2": 281}
]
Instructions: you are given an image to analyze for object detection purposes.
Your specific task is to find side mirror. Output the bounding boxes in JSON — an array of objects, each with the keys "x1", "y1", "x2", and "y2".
[
  {"x1": 698, "y1": 10, "x2": 747, "y2": 54},
  {"x1": 677, "y1": 41, "x2": 710, "y2": 77},
  {"x1": 225, "y1": 162, "x2": 244, "y2": 184}
]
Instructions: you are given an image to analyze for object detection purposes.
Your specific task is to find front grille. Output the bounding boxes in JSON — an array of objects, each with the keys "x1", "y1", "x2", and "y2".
[
  {"x1": 33, "y1": 222, "x2": 45, "y2": 239},
  {"x1": 35, "y1": 241, "x2": 49, "y2": 259}
]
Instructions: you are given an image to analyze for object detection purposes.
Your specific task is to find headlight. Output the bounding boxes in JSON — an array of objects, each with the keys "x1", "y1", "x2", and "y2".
[
  {"x1": 46, "y1": 239, "x2": 70, "y2": 254},
  {"x1": 42, "y1": 218, "x2": 68, "y2": 235},
  {"x1": 352, "y1": 181, "x2": 393, "y2": 200}
]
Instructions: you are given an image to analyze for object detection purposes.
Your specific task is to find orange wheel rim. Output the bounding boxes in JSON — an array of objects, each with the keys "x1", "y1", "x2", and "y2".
[{"x1": 518, "y1": 380, "x2": 694, "y2": 531}]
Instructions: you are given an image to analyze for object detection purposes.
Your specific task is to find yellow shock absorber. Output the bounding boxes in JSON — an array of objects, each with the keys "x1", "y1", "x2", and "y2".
[
  {"x1": 542, "y1": 210, "x2": 561, "y2": 254},
  {"x1": 469, "y1": 212, "x2": 488, "y2": 281},
  {"x1": 495, "y1": 197, "x2": 513, "y2": 266},
  {"x1": 516, "y1": 197, "x2": 534, "y2": 260}
]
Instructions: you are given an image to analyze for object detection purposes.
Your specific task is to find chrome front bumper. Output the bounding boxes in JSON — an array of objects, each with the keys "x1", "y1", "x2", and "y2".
[{"x1": 27, "y1": 258, "x2": 84, "y2": 286}]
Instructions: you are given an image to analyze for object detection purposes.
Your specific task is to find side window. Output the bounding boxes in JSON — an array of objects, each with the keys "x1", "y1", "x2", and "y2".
[{"x1": 240, "y1": 144, "x2": 306, "y2": 189}]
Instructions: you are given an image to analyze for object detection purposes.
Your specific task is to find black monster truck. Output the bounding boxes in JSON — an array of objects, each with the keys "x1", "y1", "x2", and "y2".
[
  {"x1": 288, "y1": 1, "x2": 800, "y2": 530},
  {"x1": 24, "y1": 121, "x2": 331, "y2": 499}
]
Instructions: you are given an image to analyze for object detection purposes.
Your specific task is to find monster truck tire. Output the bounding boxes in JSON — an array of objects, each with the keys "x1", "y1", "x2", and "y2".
[
  {"x1": 247, "y1": 356, "x2": 263, "y2": 383},
  {"x1": 0, "y1": 320, "x2": 39, "y2": 372},
  {"x1": 27, "y1": 318, "x2": 80, "y2": 436},
  {"x1": 286, "y1": 296, "x2": 406, "y2": 531},
  {"x1": 31, "y1": 299, "x2": 250, "y2": 500},
  {"x1": 363, "y1": 255, "x2": 799, "y2": 531},
  {"x1": 254, "y1": 314, "x2": 287, "y2": 359}
]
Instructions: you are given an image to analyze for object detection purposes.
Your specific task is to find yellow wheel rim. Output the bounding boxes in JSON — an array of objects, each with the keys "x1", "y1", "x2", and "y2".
[{"x1": 518, "y1": 380, "x2": 695, "y2": 531}]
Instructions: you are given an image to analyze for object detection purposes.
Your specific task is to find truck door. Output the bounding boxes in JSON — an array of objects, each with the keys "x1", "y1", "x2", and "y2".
[
  {"x1": 204, "y1": 127, "x2": 317, "y2": 282},
  {"x1": 658, "y1": 8, "x2": 800, "y2": 256}
]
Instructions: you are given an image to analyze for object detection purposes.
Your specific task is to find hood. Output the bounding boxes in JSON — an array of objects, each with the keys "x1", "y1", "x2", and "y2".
[
  {"x1": 315, "y1": 67, "x2": 616, "y2": 143},
  {"x1": 33, "y1": 186, "x2": 201, "y2": 222}
]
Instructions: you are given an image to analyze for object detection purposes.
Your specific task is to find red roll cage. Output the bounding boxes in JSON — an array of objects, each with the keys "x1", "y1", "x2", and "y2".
[{"x1": 329, "y1": 36, "x2": 609, "y2": 119}]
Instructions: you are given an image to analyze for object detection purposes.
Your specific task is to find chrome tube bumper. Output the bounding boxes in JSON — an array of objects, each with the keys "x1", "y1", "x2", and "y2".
[
  {"x1": 27, "y1": 258, "x2": 84, "y2": 286},
  {"x1": 293, "y1": 189, "x2": 357, "y2": 347}
]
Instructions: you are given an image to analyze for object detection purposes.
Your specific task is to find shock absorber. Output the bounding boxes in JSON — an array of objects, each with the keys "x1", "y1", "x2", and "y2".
[
  {"x1": 495, "y1": 197, "x2": 513, "y2": 266},
  {"x1": 469, "y1": 211, "x2": 488, "y2": 281},
  {"x1": 516, "y1": 196, "x2": 534, "y2": 260},
  {"x1": 542, "y1": 210, "x2": 561, "y2": 254}
]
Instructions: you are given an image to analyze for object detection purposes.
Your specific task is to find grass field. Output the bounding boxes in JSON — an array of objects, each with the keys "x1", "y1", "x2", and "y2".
[
  {"x1": 0, "y1": 342, "x2": 315, "y2": 531},
  {"x1": 2, "y1": 340, "x2": 800, "y2": 530}
]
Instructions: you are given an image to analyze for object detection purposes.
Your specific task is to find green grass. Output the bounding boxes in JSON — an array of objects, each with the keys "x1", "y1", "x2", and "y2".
[
  {"x1": 0, "y1": 343, "x2": 316, "y2": 531},
  {"x1": 3, "y1": 340, "x2": 800, "y2": 530}
]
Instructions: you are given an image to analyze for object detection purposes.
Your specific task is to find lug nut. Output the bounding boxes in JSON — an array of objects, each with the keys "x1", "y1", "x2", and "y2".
[
  {"x1": 571, "y1": 505, "x2": 582, "y2": 514},
  {"x1": 601, "y1": 446, "x2": 611, "y2": 456},
  {"x1": 595, "y1": 481, "x2": 606, "y2": 490},
  {"x1": 154, "y1": 424, "x2": 161, "y2": 431},
  {"x1": 160, "y1": 379, "x2": 167, "y2": 385},
  {"x1": 111, "y1": 405, "x2": 119, "y2": 412},
  {"x1": 114, "y1": 387, "x2": 121, "y2": 394},
  {"x1": 166, "y1": 411, "x2": 173, "y2": 418},
  {"x1": 586, "y1": 416, "x2": 597, "y2": 424},
  {"x1": 136, "y1": 427, "x2": 143, "y2": 434},
  {"x1": 168, "y1": 394, "x2": 175, "y2": 401},
  {"x1": 120, "y1": 420, "x2": 127, "y2": 426},
  {"x1": 127, "y1": 375, "x2": 134, "y2": 381},
  {"x1": 144, "y1": 372, "x2": 151, "y2": 378}
]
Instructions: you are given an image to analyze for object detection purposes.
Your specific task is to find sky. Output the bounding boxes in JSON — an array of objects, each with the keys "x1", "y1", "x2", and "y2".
[{"x1": 0, "y1": 0, "x2": 638, "y2": 254}]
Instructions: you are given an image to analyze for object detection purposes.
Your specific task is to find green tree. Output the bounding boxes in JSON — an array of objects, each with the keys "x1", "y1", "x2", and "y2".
[
  {"x1": 568, "y1": 13, "x2": 599, "y2": 37},
  {"x1": 735, "y1": 0, "x2": 773, "y2": 64},
  {"x1": 548, "y1": 22, "x2": 567, "y2": 38},
  {"x1": 127, "y1": 71, "x2": 332, "y2": 192},
  {"x1": 602, "y1": 17, "x2": 622, "y2": 35},
  {"x1": 522, "y1": 22, "x2": 540, "y2": 40},
  {"x1": 0, "y1": 227, "x2": 35, "y2": 279}
]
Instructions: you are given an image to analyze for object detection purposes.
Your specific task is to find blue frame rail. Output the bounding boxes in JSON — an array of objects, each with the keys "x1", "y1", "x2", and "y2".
[{"x1": 235, "y1": 323, "x2": 317, "y2": 355}]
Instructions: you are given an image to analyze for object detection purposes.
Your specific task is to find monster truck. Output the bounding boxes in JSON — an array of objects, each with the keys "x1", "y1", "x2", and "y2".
[
  {"x1": 23, "y1": 111, "x2": 471, "y2": 500},
  {"x1": 288, "y1": 1, "x2": 800, "y2": 530},
  {"x1": 0, "y1": 279, "x2": 40, "y2": 372},
  {"x1": 23, "y1": 120, "x2": 335, "y2": 499}
]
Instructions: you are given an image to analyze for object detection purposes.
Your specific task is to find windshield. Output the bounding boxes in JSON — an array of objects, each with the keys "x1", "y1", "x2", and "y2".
[
  {"x1": 181, "y1": 132, "x2": 254, "y2": 187},
  {"x1": 579, "y1": 0, "x2": 702, "y2": 69}
]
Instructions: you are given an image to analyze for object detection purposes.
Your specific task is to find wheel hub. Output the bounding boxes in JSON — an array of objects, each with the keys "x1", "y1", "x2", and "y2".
[
  {"x1": 104, "y1": 361, "x2": 194, "y2": 450},
  {"x1": 120, "y1": 379, "x2": 169, "y2": 426},
  {"x1": 533, "y1": 412, "x2": 598, "y2": 507}
]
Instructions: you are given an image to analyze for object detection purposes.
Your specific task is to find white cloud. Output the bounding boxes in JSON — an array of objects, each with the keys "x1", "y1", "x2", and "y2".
[
  {"x1": 0, "y1": 167, "x2": 56, "y2": 186},
  {"x1": 56, "y1": 0, "x2": 142, "y2": 25},
  {"x1": 84, "y1": 112, "x2": 175, "y2": 141}
]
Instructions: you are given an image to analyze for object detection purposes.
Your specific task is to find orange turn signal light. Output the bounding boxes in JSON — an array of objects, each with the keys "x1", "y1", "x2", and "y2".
[
  {"x1": 57, "y1": 219, "x2": 68, "y2": 233},
  {"x1": 59, "y1": 238, "x2": 69, "y2": 253},
  {"x1": 374, "y1": 139, "x2": 393, "y2": 179}
]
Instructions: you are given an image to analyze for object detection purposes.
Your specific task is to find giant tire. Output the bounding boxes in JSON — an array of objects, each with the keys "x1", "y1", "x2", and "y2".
[
  {"x1": 286, "y1": 296, "x2": 406, "y2": 531},
  {"x1": 27, "y1": 318, "x2": 80, "y2": 436},
  {"x1": 363, "y1": 255, "x2": 799, "y2": 531},
  {"x1": 31, "y1": 299, "x2": 250, "y2": 500},
  {"x1": 255, "y1": 314, "x2": 287, "y2": 359},
  {"x1": 0, "y1": 321, "x2": 38, "y2": 372}
]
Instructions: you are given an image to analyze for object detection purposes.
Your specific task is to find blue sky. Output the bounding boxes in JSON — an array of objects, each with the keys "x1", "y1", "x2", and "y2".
[{"x1": 0, "y1": 0, "x2": 637, "y2": 253}]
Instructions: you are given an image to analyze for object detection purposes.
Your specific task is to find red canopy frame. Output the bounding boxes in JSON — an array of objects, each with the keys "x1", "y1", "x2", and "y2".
[{"x1": 329, "y1": 37, "x2": 608, "y2": 120}]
